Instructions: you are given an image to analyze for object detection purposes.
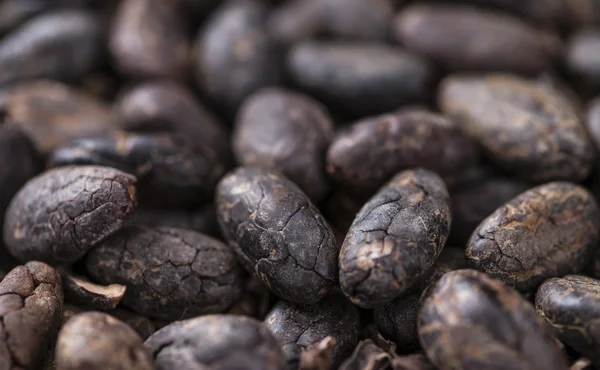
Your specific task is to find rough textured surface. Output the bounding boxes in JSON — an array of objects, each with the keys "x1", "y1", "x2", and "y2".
[
  {"x1": 62, "y1": 273, "x2": 126, "y2": 310},
  {"x1": 234, "y1": 87, "x2": 334, "y2": 201},
  {"x1": 216, "y1": 167, "x2": 338, "y2": 304},
  {"x1": 127, "y1": 205, "x2": 221, "y2": 238},
  {"x1": 194, "y1": 0, "x2": 282, "y2": 114},
  {"x1": 3, "y1": 166, "x2": 137, "y2": 265},
  {"x1": 264, "y1": 289, "x2": 360, "y2": 369},
  {"x1": 0, "y1": 9, "x2": 103, "y2": 86},
  {"x1": 56, "y1": 311, "x2": 154, "y2": 370},
  {"x1": 439, "y1": 74, "x2": 594, "y2": 183},
  {"x1": 0, "y1": 262, "x2": 63, "y2": 370},
  {"x1": 394, "y1": 4, "x2": 560, "y2": 74},
  {"x1": 466, "y1": 182, "x2": 600, "y2": 293},
  {"x1": 418, "y1": 269, "x2": 569, "y2": 370},
  {"x1": 339, "y1": 169, "x2": 451, "y2": 308},
  {"x1": 326, "y1": 108, "x2": 478, "y2": 188},
  {"x1": 4, "y1": 80, "x2": 119, "y2": 153},
  {"x1": 110, "y1": 0, "x2": 189, "y2": 81},
  {"x1": 85, "y1": 226, "x2": 243, "y2": 320},
  {"x1": 49, "y1": 131, "x2": 225, "y2": 207},
  {"x1": 145, "y1": 314, "x2": 286, "y2": 370},
  {"x1": 286, "y1": 41, "x2": 432, "y2": 117},
  {"x1": 536, "y1": 275, "x2": 600, "y2": 368}
]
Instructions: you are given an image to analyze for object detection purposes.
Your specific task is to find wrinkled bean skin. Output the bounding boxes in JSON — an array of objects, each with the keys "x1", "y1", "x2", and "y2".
[
  {"x1": 0, "y1": 262, "x2": 64, "y2": 370},
  {"x1": 286, "y1": 42, "x2": 432, "y2": 117},
  {"x1": 4, "y1": 80, "x2": 120, "y2": 153},
  {"x1": 85, "y1": 226, "x2": 243, "y2": 321},
  {"x1": 3, "y1": 166, "x2": 137, "y2": 265},
  {"x1": 127, "y1": 205, "x2": 220, "y2": 237},
  {"x1": 194, "y1": 0, "x2": 282, "y2": 114},
  {"x1": 0, "y1": 10, "x2": 103, "y2": 87},
  {"x1": 234, "y1": 88, "x2": 334, "y2": 201},
  {"x1": 56, "y1": 312, "x2": 154, "y2": 370},
  {"x1": 115, "y1": 80, "x2": 230, "y2": 164},
  {"x1": 145, "y1": 314, "x2": 286, "y2": 370},
  {"x1": 418, "y1": 269, "x2": 569, "y2": 370},
  {"x1": 394, "y1": 4, "x2": 560, "y2": 74},
  {"x1": 110, "y1": 0, "x2": 189, "y2": 81},
  {"x1": 536, "y1": 275, "x2": 600, "y2": 368},
  {"x1": 449, "y1": 177, "x2": 530, "y2": 246},
  {"x1": 327, "y1": 109, "x2": 478, "y2": 188},
  {"x1": 439, "y1": 74, "x2": 594, "y2": 183},
  {"x1": 216, "y1": 167, "x2": 338, "y2": 304},
  {"x1": 264, "y1": 290, "x2": 360, "y2": 369},
  {"x1": 467, "y1": 182, "x2": 600, "y2": 293},
  {"x1": 49, "y1": 132, "x2": 225, "y2": 207},
  {"x1": 339, "y1": 169, "x2": 451, "y2": 309}
]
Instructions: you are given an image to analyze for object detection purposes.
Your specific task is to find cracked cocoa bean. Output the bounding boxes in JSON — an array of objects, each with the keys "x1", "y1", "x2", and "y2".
[
  {"x1": 439, "y1": 74, "x2": 594, "y2": 183},
  {"x1": 3, "y1": 165, "x2": 137, "y2": 265},
  {"x1": 418, "y1": 269, "x2": 569, "y2": 370},
  {"x1": 264, "y1": 289, "x2": 360, "y2": 369},
  {"x1": 0, "y1": 9, "x2": 103, "y2": 87},
  {"x1": 286, "y1": 41, "x2": 432, "y2": 117},
  {"x1": 338, "y1": 340, "x2": 392, "y2": 370},
  {"x1": 110, "y1": 0, "x2": 189, "y2": 81},
  {"x1": 49, "y1": 131, "x2": 225, "y2": 207},
  {"x1": 62, "y1": 273, "x2": 126, "y2": 310},
  {"x1": 145, "y1": 314, "x2": 286, "y2": 370},
  {"x1": 536, "y1": 275, "x2": 600, "y2": 368},
  {"x1": 0, "y1": 262, "x2": 63, "y2": 370},
  {"x1": 339, "y1": 169, "x2": 451, "y2": 308},
  {"x1": 85, "y1": 226, "x2": 243, "y2": 320},
  {"x1": 216, "y1": 167, "x2": 338, "y2": 304},
  {"x1": 326, "y1": 108, "x2": 478, "y2": 188},
  {"x1": 3, "y1": 80, "x2": 120, "y2": 153},
  {"x1": 194, "y1": 0, "x2": 282, "y2": 114},
  {"x1": 127, "y1": 204, "x2": 220, "y2": 238},
  {"x1": 56, "y1": 311, "x2": 154, "y2": 370},
  {"x1": 466, "y1": 182, "x2": 600, "y2": 293},
  {"x1": 234, "y1": 87, "x2": 334, "y2": 201},
  {"x1": 394, "y1": 4, "x2": 560, "y2": 74}
]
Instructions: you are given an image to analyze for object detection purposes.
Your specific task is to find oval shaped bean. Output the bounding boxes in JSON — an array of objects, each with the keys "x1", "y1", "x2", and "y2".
[
  {"x1": 327, "y1": 108, "x2": 478, "y2": 188},
  {"x1": 145, "y1": 314, "x2": 286, "y2": 370},
  {"x1": 467, "y1": 182, "x2": 600, "y2": 293},
  {"x1": 418, "y1": 269, "x2": 568, "y2": 370},
  {"x1": 339, "y1": 169, "x2": 451, "y2": 308},
  {"x1": 3, "y1": 166, "x2": 137, "y2": 265},
  {"x1": 439, "y1": 74, "x2": 594, "y2": 183},
  {"x1": 56, "y1": 312, "x2": 154, "y2": 370},
  {"x1": 216, "y1": 167, "x2": 337, "y2": 304},
  {"x1": 536, "y1": 275, "x2": 600, "y2": 368},
  {"x1": 287, "y1": 41, "x2": 432, "y2": 117},
  {"x1": 85, "y1": 226, "x2": 243, "y2": 321},
  {"x1": 234, "y1": 88, "x2": 334, "y2": 201},
  {"x1": 394, "y1": 4, "x2": 560, "y2": 74},
  {"x1": 264, "y1": 289, "x2": 360, "y2": 369}
]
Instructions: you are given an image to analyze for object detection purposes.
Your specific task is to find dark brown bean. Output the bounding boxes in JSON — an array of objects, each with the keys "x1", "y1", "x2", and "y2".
[
  {"x1": 264, "y1": 289, "x2": 360, "y2": 369},
  {"x1": 567, "y1": 30, "x2": 600, "y2": 88},
  {"x1": 536, "y1": 275, "x2": 600, "y2": 368},
  {"x1": 339, "y1": 169, "x2": 451, "y2": 308},
  {"x1": 439, "y1": 74, "x2": 594, "y2": 183},
  {"x1": 0, "y1": 10, "x2": 103, "y2": 87},
  {"x1": 216, "y1": 167, "x2": 338, "y2": 304},
  {"x1": 418, "y1": 269, "x2": 569, "y2": 370},
  {"x1": 0, "y1": 262, "x2": 63, "y2": 370},
  {"x1": 234, "y1": 88, "x2": 334, "y2": 201},
  {"x1": 394, "y1": 4, "x2": 560, "y2": 74},
  {"x1": 286, "y1": 41, "x2": 432, "y2": 117},
  {"x1": 586, "y1": 96, "x2": 600, "y2": 151},
  {"x1": 110, "y1": 0, "x2": 189, "y2": 81},
  {"x1": 194, "y1": 0, "x2": 282, "y2": 113},
  {"x1": 326, "y1": 108, "x2": 478, "y2": 188},
  {"x1": 145, "y1": 314, "x2": 286, "y2": 370},
  {"x1": 3, "y1": 166, "x2": 137, "y2": 265},
  {"x1": 338, "y1": 340, "x2": 393, "y2": 370},
  {"x1": 56, "y1": 311, "x2": 154, "y2": 370},
  {"x1": 85, "y1": 226, "x2": 243, "y2": 321},
  {"x1": 449, "y1": 0, "x2": 564, "y2": 24},
  {"x1": 127, "y1": 204, "x2": 221, "y2": 237},
  {"x1": 467, "y1": 182, "x2": 600, "y2": 293}
]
